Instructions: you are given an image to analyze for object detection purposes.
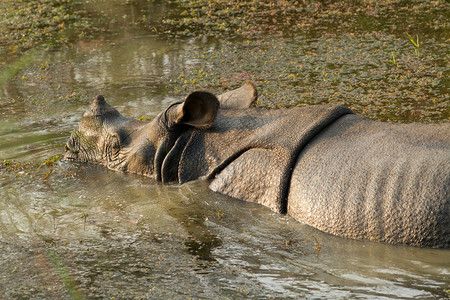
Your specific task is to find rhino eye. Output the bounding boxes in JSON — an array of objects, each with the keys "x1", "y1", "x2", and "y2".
[{"x1": 112, "y1": 136, "x2": 121, "y2": 149}]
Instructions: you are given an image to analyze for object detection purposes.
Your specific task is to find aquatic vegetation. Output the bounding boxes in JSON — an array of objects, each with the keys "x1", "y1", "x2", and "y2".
[
  {"x1": 0, "y1": 0, "x2": 103, "y2": 93},
  {"x1": 1, "y1": 159, "x2": 36, "y2": 178},
  {"x1": 161, "y1": 0, "x2": 449, "y2": 40},
  {"x1": 37, "y1": 155, "x2": 61, "y2": 179},
  {"x1": 137, "y1": 115, "x2": 153, "y2": 121},
  {"x1": 406, "y1": 33, "x2": 420, "y2": 57},
  {"x1": 173, "y1": 33, "x2": 448, "y2": 123},
  {"x1": 81, "y1": 211, "x2": 88, "y2": 232},
  {"x1": 1, "y1": 0, "x2": 448, "y2": 123},
  {"x1": 38, "y1": 155, "x2": 61, "y2": 169},
  {"x1": 0, "y1": 0, "x2": 88, "y2": 57},
  {"x1": 1, "y1": 155, "x2": 61, "y2": 180},
  {"x1": 158, "y1": 0, "x2": 449, "y2": 123},
  {"x1": 390, "y1": 52, "x2": 398, "y2": 67}
]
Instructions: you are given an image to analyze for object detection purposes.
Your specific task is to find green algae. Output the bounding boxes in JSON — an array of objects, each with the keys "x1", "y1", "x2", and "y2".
[
  {"x1": 159, "y1": 0, "x2": 449, "y2": 122},
  {"x1": 1, "y1": 0, "x2": 448, "y2": 123},
  {"x1": 0, "y1": 0, "x2": 100, "y2": 92},
  {"x1": 0, "y1": 0, "x2": 96, "y2": 59},
  {"x1": 1, "y1": 155, "x2": 61, "y2": 180},
  {"x1": 137, "y1": 115, "x2": 153, "y2": 121},
  {"x1": 161, "y1": 0, "x2": 449, "y2": 40},
  {"x1": 174, "y1": 34, "x2": 449, "y2": 123}
]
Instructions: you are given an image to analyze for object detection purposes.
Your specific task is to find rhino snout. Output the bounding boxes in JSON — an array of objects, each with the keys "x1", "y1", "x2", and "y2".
[{"x1": 64, "y1": 139, "x2": 79, "y2": 160}]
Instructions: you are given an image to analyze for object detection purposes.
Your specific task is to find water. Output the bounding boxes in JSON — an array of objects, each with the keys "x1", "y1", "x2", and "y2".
[{"x1": 0, "y1": 1, "x2": 449, "y2": 298}]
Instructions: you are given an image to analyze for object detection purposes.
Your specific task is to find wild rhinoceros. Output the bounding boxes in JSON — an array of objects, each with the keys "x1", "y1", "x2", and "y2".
[{"x1": 65, "y1": 82, "x2": 450, "y2": 248}]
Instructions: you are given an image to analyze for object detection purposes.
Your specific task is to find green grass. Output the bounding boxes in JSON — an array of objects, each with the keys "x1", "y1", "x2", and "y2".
[{"x1": 406, "y1": 33, "x2": 420, "y2": 56}]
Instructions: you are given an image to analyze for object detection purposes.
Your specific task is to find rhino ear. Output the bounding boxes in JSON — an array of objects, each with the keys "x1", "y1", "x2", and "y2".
[
  {"x1": 217, "y1": 81, "x2": 257, "y2": 109},
  {"x1": 175, "y1": 91, "x2": 220, "y2": 128}
]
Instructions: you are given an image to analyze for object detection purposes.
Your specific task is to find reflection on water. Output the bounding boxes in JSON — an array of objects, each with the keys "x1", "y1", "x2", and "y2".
[
  {"x1": 1, "y1": 164, "x2": 449, "y2": 298},
  {"x1": 0, "y1": 0, "x2": 449, "y2": 299}
]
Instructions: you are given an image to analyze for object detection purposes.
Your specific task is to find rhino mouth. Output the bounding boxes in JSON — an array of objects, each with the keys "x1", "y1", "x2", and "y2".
[
  {"x1": 64, "y1": 130, "x2": 100, "y2": 163},
  {"x1": 64, "y1": 143, "x2": 79, "y2": 161},
  {"x1": 64, "y1": 150, "x2": 78, "y2": 161}
]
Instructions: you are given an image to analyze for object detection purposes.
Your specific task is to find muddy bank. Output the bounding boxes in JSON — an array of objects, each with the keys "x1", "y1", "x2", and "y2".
[{"x1": 1, "y1": 0, "x2": 448, "y2": 122}]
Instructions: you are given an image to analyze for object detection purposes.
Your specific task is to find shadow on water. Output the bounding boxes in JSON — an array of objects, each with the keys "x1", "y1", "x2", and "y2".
[
  {"x1": 0, "y1": 0, "x2": 449, "y2": 298},
  {"x1": 164, "y1": 200, "x2": 223, "y2": 262}
]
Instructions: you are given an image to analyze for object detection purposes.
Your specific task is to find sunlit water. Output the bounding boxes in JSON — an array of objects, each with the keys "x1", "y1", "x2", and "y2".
[{"x1": 1, "y1": 1, "x2": 449, "y2": 299}]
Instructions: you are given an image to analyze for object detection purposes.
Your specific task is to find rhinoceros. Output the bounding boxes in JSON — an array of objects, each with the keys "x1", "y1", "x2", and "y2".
[{"x1": 65, "y1": 82, "x2": 450, "y2": 248}]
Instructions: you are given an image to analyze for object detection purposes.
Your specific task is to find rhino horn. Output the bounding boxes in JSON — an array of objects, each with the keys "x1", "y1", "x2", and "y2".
[{"x1": 84, "y1": 95, "x2": 120, "y2": 117}]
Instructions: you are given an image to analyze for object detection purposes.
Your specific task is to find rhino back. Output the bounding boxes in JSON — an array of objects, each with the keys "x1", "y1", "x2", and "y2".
[
  {"x1": 287, "y1": 115, "x2": 450, "y2": 248},
  {"x1": 180, "y1": 105, "x2": 353, "y2": 213}
]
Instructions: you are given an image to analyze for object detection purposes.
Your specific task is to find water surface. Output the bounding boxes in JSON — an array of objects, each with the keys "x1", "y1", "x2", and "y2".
[{"x1": 0, "y1": 0, "x2": 449, "y2": 298}]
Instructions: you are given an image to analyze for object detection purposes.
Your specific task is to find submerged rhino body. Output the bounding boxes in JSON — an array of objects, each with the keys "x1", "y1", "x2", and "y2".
[{"x1": 65, "y1": 82, "x2": 450, "y2": 248}]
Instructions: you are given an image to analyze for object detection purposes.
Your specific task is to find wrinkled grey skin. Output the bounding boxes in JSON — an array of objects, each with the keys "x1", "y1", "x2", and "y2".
[{"x1": 65, "y1": 82, "x2": 450, "y2": 248}]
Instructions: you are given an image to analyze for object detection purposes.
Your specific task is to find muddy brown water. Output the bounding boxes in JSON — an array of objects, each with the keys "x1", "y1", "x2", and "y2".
[{"x1": 0, "y1": 1, "x2": 449, "y2": 299}]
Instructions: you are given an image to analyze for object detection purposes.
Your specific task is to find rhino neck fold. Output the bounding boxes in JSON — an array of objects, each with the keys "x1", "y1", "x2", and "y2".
[
  {"x1": 178, "y1": 105, "x2": 353, "y2": 214},
  {"x1": 278, "y1": 106, "x2": 354, "y2": 213},
  {"x1": 156, "y1": 131, "x2": 192, "y2": 183}
]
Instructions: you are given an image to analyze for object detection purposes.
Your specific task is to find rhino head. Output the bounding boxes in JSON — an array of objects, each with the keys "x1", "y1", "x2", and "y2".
[{"x1": 64, "y1": 82, "x2": 257, "y2": 181}]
